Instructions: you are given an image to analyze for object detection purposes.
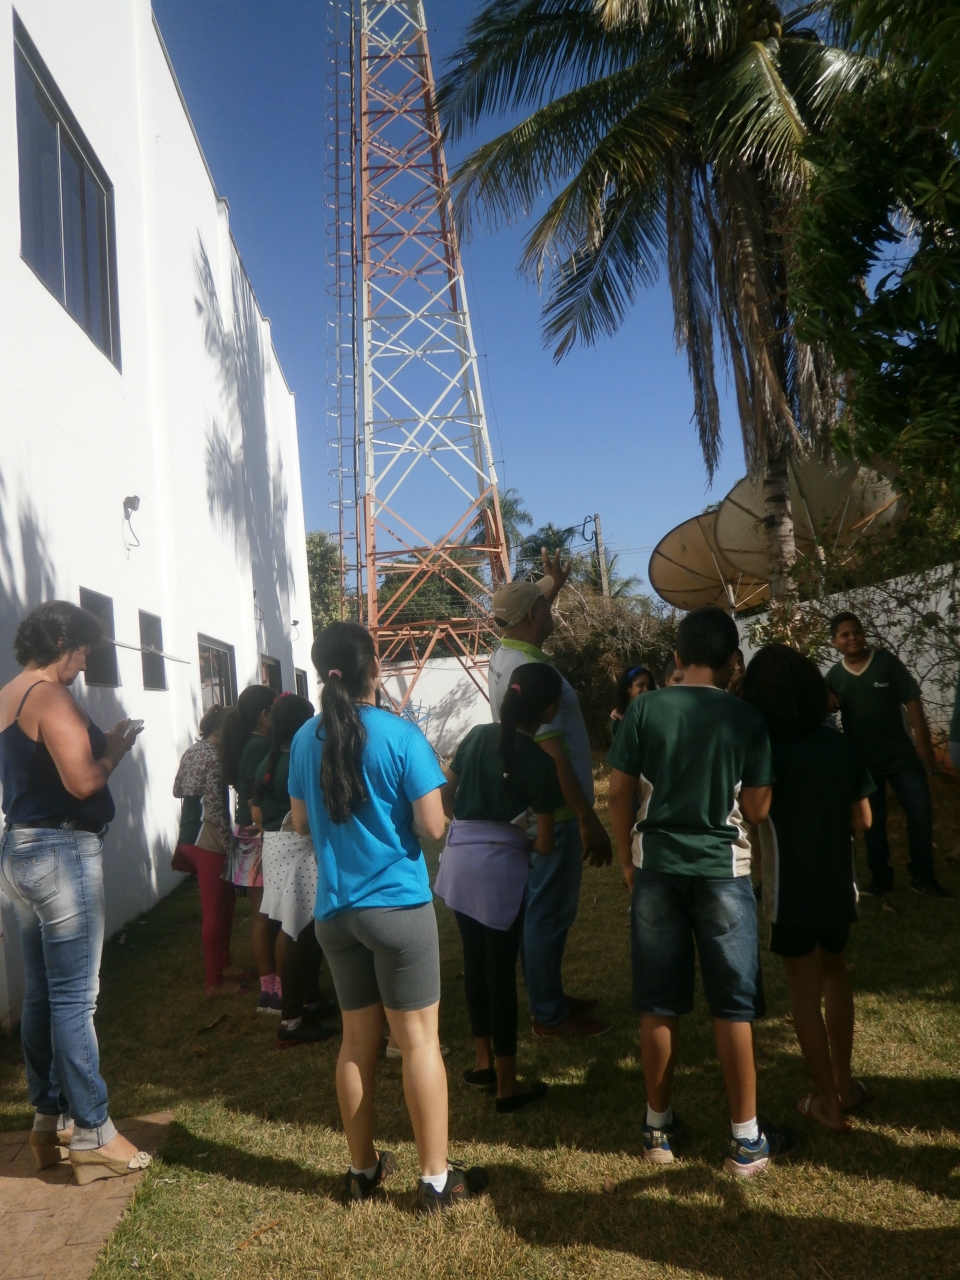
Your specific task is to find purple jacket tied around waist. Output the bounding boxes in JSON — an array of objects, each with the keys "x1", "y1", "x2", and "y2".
[{"x1": 433, "y1": 817, "x2": 531, "y2": 931}]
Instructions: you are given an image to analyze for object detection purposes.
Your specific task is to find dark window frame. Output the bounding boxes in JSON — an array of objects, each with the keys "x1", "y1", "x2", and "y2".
[
  {"x1": 138, "y1": 610, "x2": 166, "y2": 691},
  {"x1": 261, "y1": 655, "x2": 282, "y2": 694},
  {"x1": 13, "y1": 12, "x2": 121, "y2": 367},
  {"x1": 295, "y1": 668, "x2": 308, "y2": 699},
  {"x1": 79, "y1": 587, "x2": 120, "y2": 688},
  {"x1": 198, "y1": 634, "x2": 237, "y2": 710}
]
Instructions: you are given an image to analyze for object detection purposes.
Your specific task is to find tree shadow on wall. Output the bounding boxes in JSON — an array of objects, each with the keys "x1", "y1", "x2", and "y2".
[
  {"x1": 193, "y1": 236, "x2": 292, "y2": 682},
  {"x1": 0, "y1": 471, "x2": 154, "y2": 1005}
]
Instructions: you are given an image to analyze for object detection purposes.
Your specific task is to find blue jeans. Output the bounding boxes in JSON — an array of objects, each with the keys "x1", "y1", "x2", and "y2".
[
  {"x1": 863, "y1": 764, "x2": 933, "y2": 887},
  {"x1": 0, "y1": 826, "x2": 117, "y2": 1150},
  {"x1": 519, "y1": 819, "x2": 583, "y2": 1025},
  {"x1": 631, "y1": 869, "x2": 760, "y2": 1020}
]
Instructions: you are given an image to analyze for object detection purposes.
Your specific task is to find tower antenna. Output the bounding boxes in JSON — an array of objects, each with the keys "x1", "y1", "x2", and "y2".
[{"x1": 328, "y1": 0, "x2": 510, "y2": 706}]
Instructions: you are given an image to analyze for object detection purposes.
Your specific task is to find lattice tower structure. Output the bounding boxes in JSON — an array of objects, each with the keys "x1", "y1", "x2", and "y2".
[
  {"x1": 325, "y1": 1, "x2": 361, "y2": 616},
  {"x1": 330, "y1": 0, "x2": 510, "y2": 706}
]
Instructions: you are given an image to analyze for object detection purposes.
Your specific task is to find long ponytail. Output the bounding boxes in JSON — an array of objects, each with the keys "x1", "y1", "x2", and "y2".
[
  {"x1": 313, "y1": 621, "x2": 377, "y2": 824},
  {"x1": 219, "y1": 685, "x2": 278, "y2": 786},
  {"x1": 498, "y1": 662, "x2": 563, "y2": 781}
]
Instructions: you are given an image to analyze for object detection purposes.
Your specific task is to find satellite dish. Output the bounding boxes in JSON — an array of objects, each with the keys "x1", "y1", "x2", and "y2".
[
  {"x1": 648, "y1": 511, "x2": 769, "y2": 613},
  {"x1": 715, "y1": 456, "x2": 902, "y2": 579}
]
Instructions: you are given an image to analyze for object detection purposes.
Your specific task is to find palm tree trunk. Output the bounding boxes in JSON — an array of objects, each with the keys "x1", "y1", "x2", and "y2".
[{"x1": 762, "y1": 449, "x2": 797, "y2": 600}]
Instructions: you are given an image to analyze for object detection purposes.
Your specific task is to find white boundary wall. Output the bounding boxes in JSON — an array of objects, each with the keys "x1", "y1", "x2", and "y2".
[
  {"x1": 0, "y1": 1, "x2": 315, "y2": 1028},
  {"x1": 382, "y1": 657, "x2": 493, "y2": 759}
]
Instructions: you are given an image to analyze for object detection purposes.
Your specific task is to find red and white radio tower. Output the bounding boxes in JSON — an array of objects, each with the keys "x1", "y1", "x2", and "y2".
[{"x1": 326, "y1": 0, "x2": 510, "y2": 708}]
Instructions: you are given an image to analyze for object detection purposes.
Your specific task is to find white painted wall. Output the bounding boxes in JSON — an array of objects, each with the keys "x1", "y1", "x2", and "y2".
[
  {"x1": 0, "y1": 1, "x2": 315, "y2": 1028},
  {"x1": 382, "y1": 657, "x2": 493, "y2": 758}
]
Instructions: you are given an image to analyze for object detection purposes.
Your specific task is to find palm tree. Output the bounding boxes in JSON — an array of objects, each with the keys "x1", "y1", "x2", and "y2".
[{"x1": 438, "y1": 0, "x2": 865, "y2": 598}]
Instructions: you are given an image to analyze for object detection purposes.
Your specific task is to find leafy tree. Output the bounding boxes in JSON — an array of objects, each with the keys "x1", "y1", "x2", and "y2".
[
  {"x1": 791, "y1": 0, "x2": 960, "y2": 495},
  {"x1": 438, "y1": 0, "x2": 865, "y2": 598},
  {"x1": 305, "y1": 530, "x2": 342, "y2": 634}
]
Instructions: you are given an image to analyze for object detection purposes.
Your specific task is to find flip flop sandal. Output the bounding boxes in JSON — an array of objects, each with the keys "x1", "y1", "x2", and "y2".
[
  {"x1": 842, "y1": 1079, "x2": 873, "y2": 1113},
  {"x1": 796, "y1": 1094, "x2": 851, "y2": 1134}
]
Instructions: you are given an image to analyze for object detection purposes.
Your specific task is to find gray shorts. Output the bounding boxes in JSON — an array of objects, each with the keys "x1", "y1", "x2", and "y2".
[{"x1": 314, "y1": 902, "x2": 440, "y2": 1012}]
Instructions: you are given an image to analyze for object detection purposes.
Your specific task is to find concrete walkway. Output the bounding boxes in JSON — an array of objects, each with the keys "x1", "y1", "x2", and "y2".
[{"x1": 0, "y1": 1113, "x2": 171, "y2": 1280}]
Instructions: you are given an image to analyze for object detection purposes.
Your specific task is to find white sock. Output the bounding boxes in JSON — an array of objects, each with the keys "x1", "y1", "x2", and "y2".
[
  {"x1": 350, "y1": 1161, "x2": 379, "y2": 1179},
  {"x1": 419, "y1": 1169, "x2": 448, "y2": 1192},
  {"x1": 731, "y1": 1117, "x2": 760, "y2": 1142},
  {"x1": 646, "y1": 1104, "x2": 673, "y2": 1129}
]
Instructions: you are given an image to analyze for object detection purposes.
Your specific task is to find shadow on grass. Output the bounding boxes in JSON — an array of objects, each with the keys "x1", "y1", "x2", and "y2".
[
  {"x1": 160, "y1": 1119, "x2": 343, "y2": 1199},
  {"x1": 482, "y1": 1159, "x2": 960, "y2": 1279}
]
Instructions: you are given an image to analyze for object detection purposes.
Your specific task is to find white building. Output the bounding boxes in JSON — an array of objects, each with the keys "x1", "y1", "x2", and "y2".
[{"x1": 0, "y1": 2, "x2": 316, "y2": 1028}]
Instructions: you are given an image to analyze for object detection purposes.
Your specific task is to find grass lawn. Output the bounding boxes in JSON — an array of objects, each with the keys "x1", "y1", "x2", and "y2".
[{"x1": 2, "y1": 771, "x2": 960, "y2": 1279}]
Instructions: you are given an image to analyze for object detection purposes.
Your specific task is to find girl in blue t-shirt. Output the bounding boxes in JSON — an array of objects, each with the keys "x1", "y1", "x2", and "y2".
[
  {"x1": 436, "y1": 663, "x2": 563, "y2": 1113},
  {"x1": 287, "y1": 621, "x2": 486, "y2": 1214}
]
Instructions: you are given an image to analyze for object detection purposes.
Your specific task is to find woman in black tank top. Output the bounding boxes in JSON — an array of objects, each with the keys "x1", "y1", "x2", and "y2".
[{"x1": 0, "y1": 602, "x2": 151, "y2": 1182}]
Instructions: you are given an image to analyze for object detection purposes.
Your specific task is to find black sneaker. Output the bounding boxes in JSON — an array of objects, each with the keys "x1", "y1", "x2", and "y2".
[
  {"x1": 723, "y1": 1117, "x2": 796, "y2": 1178},
  {"x1": 276, "y1": 1019, "x2": 339, "y2": 1048},
  {"x1": 462, "y1": 1068, "x2": 497, "y2": 1091},
  {"x1": 344, "y1": 1150, "x2": 397, "y2": 1202},
  {"x1": 910, "y1": 878, "x2": 953, "y2": 899},
  {"x1": 414, "y1": 1162, "x2": 489, "y2": 1214}
]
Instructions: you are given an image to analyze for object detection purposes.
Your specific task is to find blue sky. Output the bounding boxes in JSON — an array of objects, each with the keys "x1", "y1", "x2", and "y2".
[{"x1": 152, "y1": 0, "x2": 746, "y2": 588}]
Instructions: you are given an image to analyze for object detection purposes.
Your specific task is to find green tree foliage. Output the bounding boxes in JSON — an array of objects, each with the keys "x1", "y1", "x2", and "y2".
[
  {"x1": 438, "y1": 1, "x2": 866, "y2": 595},
  {"x1": 791, "y1": 1, "x2": 960, "y2": 496},
  {"x1": 305, "y1": 530, "x2": 342, "y2": 635}
]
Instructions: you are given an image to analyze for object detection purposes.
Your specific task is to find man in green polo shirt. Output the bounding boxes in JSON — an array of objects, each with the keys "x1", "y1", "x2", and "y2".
[{"x1": 825, "y1": 612, "x2": 949, "y2": 898}]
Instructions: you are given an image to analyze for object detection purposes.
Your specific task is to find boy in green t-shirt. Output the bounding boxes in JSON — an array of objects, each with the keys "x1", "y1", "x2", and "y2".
[
  {"x1": 825, "y1": 612, "x2": 949, "y2": 898},
  {"x1": 608, "y1": 607, "x2": 795, "y2": 1177}
]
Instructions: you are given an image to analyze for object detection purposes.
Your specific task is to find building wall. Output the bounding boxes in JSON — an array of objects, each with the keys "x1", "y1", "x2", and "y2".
[{"x1": 0, "y1": 1, "x2": 315, "y2": 1028}]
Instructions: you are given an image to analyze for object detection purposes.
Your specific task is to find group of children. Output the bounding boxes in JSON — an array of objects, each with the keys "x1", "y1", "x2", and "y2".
[{"x1": 170, "y1": 600, "x2": 943, "y2": 1206}]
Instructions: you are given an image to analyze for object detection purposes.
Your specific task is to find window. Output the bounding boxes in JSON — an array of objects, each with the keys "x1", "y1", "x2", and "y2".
[
  {"x1": 14, "y1": 16, "x2": 120, "y2": 365},
  {"x1": 261, "y1": 656, "x2": 282, "y2": 693},
  {"x1": 139, "y1": 611, "x2": 166, "y2": 691},
  {"x1": 79, "y1": 588, "x2": 119, "y2": 687},
  {"x1": 198, "y1": 635, "x2": 236, "y2": 710},
  {"x1": 295, "y1": 669, "x2": 308, "y2": 699}
]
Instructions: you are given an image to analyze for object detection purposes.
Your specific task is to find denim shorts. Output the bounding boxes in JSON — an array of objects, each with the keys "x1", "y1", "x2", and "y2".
[{"x1": 631, "y1": 869, "x2": 760, "y2": 1021}]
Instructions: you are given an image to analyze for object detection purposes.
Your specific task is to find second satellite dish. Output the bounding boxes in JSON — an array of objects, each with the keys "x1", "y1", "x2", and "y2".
[
  {"x1": 714, "y1": 456, "x2": 902, "y2": 579},
  {"x1": 648, "y1": 511, "x2": 769, "y2": 613}
]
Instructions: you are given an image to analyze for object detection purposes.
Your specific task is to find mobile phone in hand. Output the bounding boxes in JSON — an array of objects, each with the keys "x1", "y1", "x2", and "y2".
[{"x1": 126, "y1": 719, "x2": 145, "y2": 736}]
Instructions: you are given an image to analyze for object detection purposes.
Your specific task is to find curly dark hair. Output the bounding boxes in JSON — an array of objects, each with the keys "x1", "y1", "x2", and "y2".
[{"x1": 14, "y1": 601, "x2": 103, "y2": 667}]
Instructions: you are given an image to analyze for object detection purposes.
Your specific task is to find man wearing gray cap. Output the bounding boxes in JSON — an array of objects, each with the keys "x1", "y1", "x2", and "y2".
[{"x1": 488, "y1": 550, "x2": 613, "y2": 1038}]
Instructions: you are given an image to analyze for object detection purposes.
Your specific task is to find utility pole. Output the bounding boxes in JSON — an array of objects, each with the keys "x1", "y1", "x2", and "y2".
[{"x1": 594, "y1": 512, "x2": 610, "y2": 597}]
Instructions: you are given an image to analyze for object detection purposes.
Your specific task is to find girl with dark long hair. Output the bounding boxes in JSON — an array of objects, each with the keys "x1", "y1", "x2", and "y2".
[
  {"x1": 610, "y1": 665, "x2": 657, "y2": 737},
  {"x1": 253, "y1": 694, "x2": 337, "y2": 1047},
  {"x1": 742, "y1": 644, "x2": 875, "y2": 1133},
  {"x1": 287, "y1": 621, "x2": 486, "y2": 1213},
  {"x1": 435, "y1": 662, "x2": 563, "y2": 1111},
  {"x1": 220, "y1": 684, "x2": 279, "y2": 1011}
]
